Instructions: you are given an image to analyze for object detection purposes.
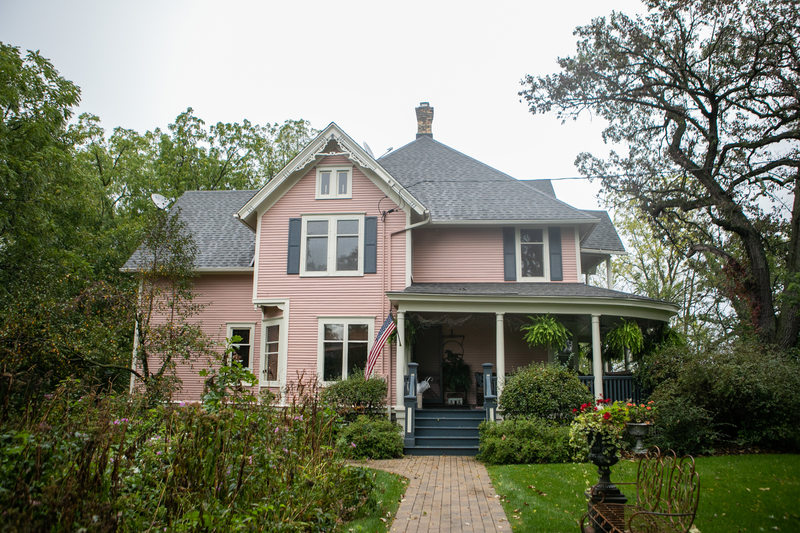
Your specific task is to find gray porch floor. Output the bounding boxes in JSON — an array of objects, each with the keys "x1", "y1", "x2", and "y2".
[{"x1": 362, "y1": 455, "x2": 509, "y2": 532}]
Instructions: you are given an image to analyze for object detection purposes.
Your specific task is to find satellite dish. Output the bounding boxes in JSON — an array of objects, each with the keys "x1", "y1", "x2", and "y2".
[
  {"x1": 363, "y1": 142, "x2": 375, "y2": 158},
  {"x1": 151, "y1": 193, "x2": 171, "y2": 210}
]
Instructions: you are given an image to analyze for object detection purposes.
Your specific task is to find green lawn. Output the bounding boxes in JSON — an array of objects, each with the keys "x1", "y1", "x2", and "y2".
[
  {"x1": 487, "y1": 454, "x2": 800, "y2": 533},
  {"x1": 339, "y1": 469, "x2": 408, "y2": 532}
]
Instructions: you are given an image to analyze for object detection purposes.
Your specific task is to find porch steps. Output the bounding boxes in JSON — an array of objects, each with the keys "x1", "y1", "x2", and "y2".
[{"x1": 404, "y1": 408, "x2": 484, "y2": 456}]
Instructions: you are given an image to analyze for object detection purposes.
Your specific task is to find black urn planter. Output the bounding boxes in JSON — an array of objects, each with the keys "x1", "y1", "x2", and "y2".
[{"x1": 586, "y1": 431, "x2": 627, "y2": 532}]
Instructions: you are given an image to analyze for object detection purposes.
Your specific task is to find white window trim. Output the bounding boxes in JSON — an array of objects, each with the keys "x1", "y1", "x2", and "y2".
[
  {"x1": 315, "y1": 166, "x2": 352, "y2": 199},
  {"x1": 226, "y1": 323, "x2": 256, "y2": 372},
  {"x1": 317, "y1": 316, "x2": 375, "y2": 384},
  {"x1": 299, "y1": 214, "x2": 365, "y2": 277},
  {"x1": 516, "y1": 227, "x2": 550, "y2": 281},
  {"x1": 260, "y1": 317, "x2": 284, "y2": 387}
]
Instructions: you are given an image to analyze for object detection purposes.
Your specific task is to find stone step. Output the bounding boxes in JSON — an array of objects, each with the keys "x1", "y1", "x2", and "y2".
[{"x1": 404, "y1": 445, "x2": 478, "y2": 456}]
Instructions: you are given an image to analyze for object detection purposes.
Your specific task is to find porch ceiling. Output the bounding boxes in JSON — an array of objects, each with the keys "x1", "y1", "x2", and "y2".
[{"x1": 387, "y1": 283, "x2": 678, "y2": 322}]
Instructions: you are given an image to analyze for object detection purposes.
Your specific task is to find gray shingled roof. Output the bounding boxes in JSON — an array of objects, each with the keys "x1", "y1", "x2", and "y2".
[
  {"x1": 580, "y1": 210, "x2": 626, "y2": 253},
  {"x1": 520, "y1": 179, "x2": 556, "y2": 197},
  {"x1": 122, "y1": 190, "x2": 257, "y2": 271},
  {"x1": 396, "y1": 282, "x2": 664, "y2": 303},
  {"x1": 379, "y1": 137, "x2": 597, "y2": 223}
]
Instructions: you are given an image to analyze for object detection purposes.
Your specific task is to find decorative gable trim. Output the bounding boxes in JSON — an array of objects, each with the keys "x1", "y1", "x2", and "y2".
[{"x1": 235, "y1": 123, "x2": 426, "y2": 229}]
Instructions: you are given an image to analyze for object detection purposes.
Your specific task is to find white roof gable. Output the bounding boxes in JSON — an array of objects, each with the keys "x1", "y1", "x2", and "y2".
[{"x1": 236, "y1": 122, "x2": 426, "y2": 229}]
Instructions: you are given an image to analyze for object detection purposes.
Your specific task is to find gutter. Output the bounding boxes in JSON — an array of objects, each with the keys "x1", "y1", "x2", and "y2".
[{"x1": 391, "y1": 212, "x2": 432, "y2": 235}]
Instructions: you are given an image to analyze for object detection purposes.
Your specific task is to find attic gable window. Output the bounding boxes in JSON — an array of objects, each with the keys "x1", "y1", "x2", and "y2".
[{"x1": 316, "y1": 166, "x2": 352, "y2": 199}]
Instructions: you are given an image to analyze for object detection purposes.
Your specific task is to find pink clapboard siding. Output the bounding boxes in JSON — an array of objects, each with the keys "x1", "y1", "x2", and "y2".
[
  {"x1": 412, "y1": 225, "x2": 581, "y2": 283},
  {"x1": 559, "y1": 227, "x2": 579, "y2": 283},
  {"x1": 256, "y1": 156, "x2": 407, "y2": 401},
  {"x1": 412, "y1": 227, "x2": 505, "y2": 282},
  {"x1": 144, "y1": 273, "x2": 261, "y2": 402}
]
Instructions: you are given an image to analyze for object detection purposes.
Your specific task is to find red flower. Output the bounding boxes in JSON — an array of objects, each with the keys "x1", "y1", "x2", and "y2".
[{"x1": 603, "y1": 411, "x2": 611, "y2": 420}]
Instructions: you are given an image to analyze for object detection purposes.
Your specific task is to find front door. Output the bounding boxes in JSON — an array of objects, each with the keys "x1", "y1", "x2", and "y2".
[{"x1": 413, "y1": 325, "x2": 442, "y2": 405}]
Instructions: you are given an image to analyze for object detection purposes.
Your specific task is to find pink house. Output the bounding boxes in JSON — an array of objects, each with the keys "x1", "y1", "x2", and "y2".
[{"x1": 124, "y1": 103, "x2": 677, "y2": 454}]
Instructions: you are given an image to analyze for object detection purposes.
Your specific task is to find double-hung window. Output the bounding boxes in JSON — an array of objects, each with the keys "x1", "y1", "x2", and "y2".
[
  {"x1": 227, "y1": 324, "x2": 255, "y2": 370},
  {"x1": 301, "y1": 214, "x2": 364, "y2": 276},
  {"x1": 262, "y1": 320, "x2": 280, "y2": 383},
  {"x1": 318, "y1": 318, "x2": 372, "y2": 382},
  {"x1": 316, "y1": 167, "x2": 351, "y2": 199},
  {"x1": 517, "y1": 228, "x2": 549, "y2": 281}
]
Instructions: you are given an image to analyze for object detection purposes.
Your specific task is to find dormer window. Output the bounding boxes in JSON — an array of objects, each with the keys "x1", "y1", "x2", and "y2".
[{"x1": 316, "y1": 166, "x2": 352, "y2": 199}]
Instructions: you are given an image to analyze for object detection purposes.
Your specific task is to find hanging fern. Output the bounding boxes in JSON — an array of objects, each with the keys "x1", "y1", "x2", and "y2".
[
  {"x1": 520, "y1": 314, "x2": 572, "y2": 352},
  {"x1": 605, "y1": 319, "x2": 644, "y2": 359}
]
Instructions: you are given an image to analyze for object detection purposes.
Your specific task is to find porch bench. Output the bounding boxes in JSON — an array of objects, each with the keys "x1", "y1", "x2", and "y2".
[{"x1": 581, "y1": 447, "x2": 700, "y2": 533}]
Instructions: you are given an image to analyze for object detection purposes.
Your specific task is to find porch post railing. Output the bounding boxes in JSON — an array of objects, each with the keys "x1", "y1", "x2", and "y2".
[
  {"x1": 482, "y1": 362, "x2": 497, "y2": 422},
  {"x1": 403, "y1": 362, "x2": 418, "y2": 447}
]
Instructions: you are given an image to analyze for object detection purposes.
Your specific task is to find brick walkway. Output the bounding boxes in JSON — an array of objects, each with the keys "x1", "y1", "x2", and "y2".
[{"x1": 362, "y1": 456, "x2": 509, "y2": 532}]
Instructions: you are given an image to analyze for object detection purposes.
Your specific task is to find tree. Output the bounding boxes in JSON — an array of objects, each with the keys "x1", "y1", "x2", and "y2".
[
  {"x1": 131, "y1": 208, "x2": 215, "y2": 400},
  {"x1": 611, "y1": 210, "x2": 735, "y2": 350},
  {"x1": 521, "y1": 0, "x2": 800, "y2": 348}
]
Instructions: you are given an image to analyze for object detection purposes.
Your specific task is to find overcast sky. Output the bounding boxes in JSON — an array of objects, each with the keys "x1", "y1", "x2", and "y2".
[{"x1": 1, "y1": 0, "x2": 645, "y2": 210}]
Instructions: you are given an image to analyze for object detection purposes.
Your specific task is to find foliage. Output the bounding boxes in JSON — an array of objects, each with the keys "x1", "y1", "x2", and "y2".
[
  {"x1": 642, "y1": 340, "x2": 800, "y2": 453},
  {"x1": 336, "y1": 415, "x2": 403, "y2": 460},
  {"x1": 625, "y1": 400, "x2": 656, "y2": 424},
  {"x1": 339, "y1": 469, "x2": 408, "y2": 533},
  {"x1": 0, "y1": 376, "x2": 379, "y2": 531},
  {"x1": 603, "y1": 319, "x2": 644, "y2": 362},
  {"x1": 0, "y1": 42, "x2": 316, "y2": 407},
  {"x1": 131, "y1": 207, "x2": 216, "y2": 401},
  {"x1": 499, "y1": 364, "x2": 592, "y2": 422},
  {"x1": 199, "y1": 337, "x2": 258, "y2": 412},
  {"x1": 611, "y1": 212, "x2": 732, "y2": 350},
  {"x1": 649, "y1": 391, "x2": 718, "y2": 456},
  {"x1": 441, "y1": 350, "x2": 471, "y2": 395},
  {"x1": 478, "y1": 418, "x2": 572, "y2": 465},
  {"x1": 521, "y1": 0, "x2": 800, "y2": 349},
  {"x1": 488, "y1": 455, "x2": 800, "y2": 533},
  {"x1": 569, "y1": 399, "x2": 630, "y2": 461},
  {"x1": 520, "y1": 314, "x2": 572, "y2": 353},
  {"x1": 0, "y1": 43, "x2": 138, "y2": 409},
  {"x1": 321, "y1": 369, "x2": 388, "y2": 418}
]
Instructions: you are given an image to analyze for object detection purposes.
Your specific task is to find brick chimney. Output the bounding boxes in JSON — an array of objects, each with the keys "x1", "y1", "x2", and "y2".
[{"x1": 415, "y1": 102, "x2": 434, "y2": 138}]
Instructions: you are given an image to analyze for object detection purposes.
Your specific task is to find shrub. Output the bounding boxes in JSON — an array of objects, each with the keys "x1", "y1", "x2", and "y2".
[
  {"x1": 0, "y1": 376, "x2": 378, "y2": 531},
  {"x1": 499, "y1": 364, "x2": 593, "y2": 422},
  {"x1": 337, "y1": 415, "x2": 403, "y2": 460},
  {"x1": 321, "y1": 370, "x2": 387, "y2": 419},
  {"x1": 648, "y1": 388, "x2": 718, "y2": 455},
  {"x1": 478, "y1": 417, "x2": 573, "y2": 465},
  {"x1": 643, "y1": 340, "x2": 800, "y2": 453}
]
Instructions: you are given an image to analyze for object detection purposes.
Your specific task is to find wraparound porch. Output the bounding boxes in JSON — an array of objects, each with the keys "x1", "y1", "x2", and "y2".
[{"x1": 388, "y1": 282, "x2": 678, "y2": 413}]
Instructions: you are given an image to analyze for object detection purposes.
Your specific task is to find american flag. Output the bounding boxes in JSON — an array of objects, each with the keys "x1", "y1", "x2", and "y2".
[{"x1": 365, "y1": 313, "x2": 396, "y2": 378}]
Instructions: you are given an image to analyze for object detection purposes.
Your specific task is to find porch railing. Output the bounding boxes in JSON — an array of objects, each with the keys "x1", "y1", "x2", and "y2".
[{"x1": 579, "y1": 375, "x2": 642, "y2": 403}]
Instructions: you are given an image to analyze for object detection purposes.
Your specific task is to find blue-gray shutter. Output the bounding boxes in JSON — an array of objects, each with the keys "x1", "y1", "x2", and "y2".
[
  {"x1": 503, "y1": 227, "x2": 516, "y2": 281},
  {"x1": 549, "y1": 227, "x2": 563, "y2": 281},
  {"x1": 364, "y1": 216, "x2": 377, "y2": 274},
  {"x1": 287, "y1": 218, "x2": 301, "y2": 274}
]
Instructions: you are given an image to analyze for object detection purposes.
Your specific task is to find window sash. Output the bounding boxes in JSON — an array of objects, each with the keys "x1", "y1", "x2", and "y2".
[
  {"x1": 316, "y1": 167, "x2": 351, "y2": 199},
  {"x1": 517, "y1": 227, "x2": 549, "y2": 280},
  {"x1": 228, "y1": 325, "x2": 254, "y2": 370},
  {"x1": 300, "y1": 215, "x2": 364, "y2": 276},
  {"x1": 319, "y1": 319, "x2": 372, "y2": 382}
]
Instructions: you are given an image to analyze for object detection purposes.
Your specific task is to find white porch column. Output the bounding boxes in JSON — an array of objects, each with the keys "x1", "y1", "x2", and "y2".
[
  {"x1": 606, "y1": 257, "x2": 614, "y2": 289},
  {"x1": 496, "y1": 312, "x2": 506, "y2": 398},
  {"x1": 591, "y1": 314, "x2": 603, "y2": 400},
  {"x1": 395, "y1": 310, "x2": 406, "y2": 410}
]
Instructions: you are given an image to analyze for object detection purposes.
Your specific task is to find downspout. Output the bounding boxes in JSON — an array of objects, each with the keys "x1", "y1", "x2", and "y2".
[
  {"x1": 129, "y1": 279, "x2": 143, "y2": 396},
  {"x1": 390, "y1": 212, "x2": 432, "y2": 236}
]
